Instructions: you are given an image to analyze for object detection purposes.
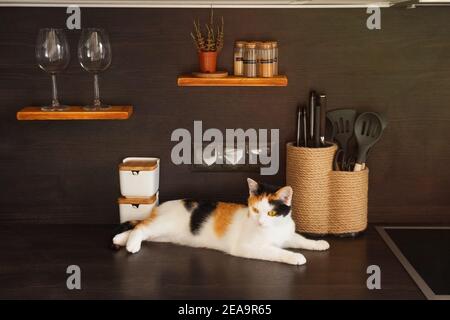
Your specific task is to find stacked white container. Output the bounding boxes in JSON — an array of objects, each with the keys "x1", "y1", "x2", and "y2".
[{"x1": 117, "y1": 157, "x2": 160, "y2": 223}]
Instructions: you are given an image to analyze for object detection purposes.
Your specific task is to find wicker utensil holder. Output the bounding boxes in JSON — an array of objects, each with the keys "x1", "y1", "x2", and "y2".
[
  {"x1": 329, "y1": 170, "x2": 368, "y2": 235},
  {"x1": 286, "y1": 142, "x2": 368, "y2": 236}
]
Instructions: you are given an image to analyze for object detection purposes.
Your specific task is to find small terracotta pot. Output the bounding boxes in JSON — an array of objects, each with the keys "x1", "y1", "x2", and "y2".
[{"x1": 198, "y1": 51, "x2": 217, "y2": 73}]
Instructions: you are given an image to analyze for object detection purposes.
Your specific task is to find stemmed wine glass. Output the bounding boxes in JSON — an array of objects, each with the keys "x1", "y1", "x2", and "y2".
[
  {"x1": 78, "y1": 28, "x2": 112, "y2": 110},
  {"x1": 36, "y1": 28, "x2": 70, "y2": 111}
]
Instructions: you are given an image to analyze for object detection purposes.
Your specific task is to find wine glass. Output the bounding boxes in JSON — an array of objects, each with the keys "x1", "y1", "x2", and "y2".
[
  {"x1": 36, "y1": 28, "x2": 70, "y2": 111},
  {"x1": 78, "y1": 28, "x2": 112, "y2": 110}
]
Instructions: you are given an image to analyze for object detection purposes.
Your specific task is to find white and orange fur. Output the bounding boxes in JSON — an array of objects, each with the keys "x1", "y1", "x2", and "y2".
[{"x1": 112, "y1": 178, "x2": 329, "y2": 265}]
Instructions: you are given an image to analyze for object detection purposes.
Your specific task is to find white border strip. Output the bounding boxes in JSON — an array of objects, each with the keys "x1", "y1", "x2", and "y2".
[
  {"x1": 0, "y1": 4, "x2": 392, "y2": 7},
  {"x1": 376, "y1": 226, "x2": 450, "y2": 301},
  {"x1": 0, "y1": 1, "x2": 393, "y2": 8}
]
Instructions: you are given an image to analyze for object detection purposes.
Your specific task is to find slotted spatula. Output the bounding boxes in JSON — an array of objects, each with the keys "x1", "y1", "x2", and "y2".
[
  {"x1": 326, "y1": 109, "x2": 357, "y2": 167},
  {"x1": 353, "y1": 112, "x2": 387, "y2": 172}
]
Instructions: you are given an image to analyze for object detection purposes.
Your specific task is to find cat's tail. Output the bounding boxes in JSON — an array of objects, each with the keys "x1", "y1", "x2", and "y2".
[{"x1": 111, "y1": 220, "x2": 140, "y2": 250}]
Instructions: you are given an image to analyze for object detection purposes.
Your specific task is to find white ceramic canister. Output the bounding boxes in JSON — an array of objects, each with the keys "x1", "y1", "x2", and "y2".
[
  {"x1": 118, "y1": 192, "x2": 159, "y2": 223},
  {"x1": 119, "y1": 157, "x2": 160, "y2": 198}
]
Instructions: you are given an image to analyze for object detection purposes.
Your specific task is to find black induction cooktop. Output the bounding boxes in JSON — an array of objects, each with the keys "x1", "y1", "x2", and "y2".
[{"x1": 377, "y1": 226, "x2": 450, "y2": 300}]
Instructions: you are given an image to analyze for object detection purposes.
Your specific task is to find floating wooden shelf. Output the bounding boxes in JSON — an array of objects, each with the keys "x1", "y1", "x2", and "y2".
[
  {"x1": 17, "y1": 106, "x2": 133, "y2": 121},
  {"x1": 177, "y1": 75, "x2": 288, "y2": 87}
]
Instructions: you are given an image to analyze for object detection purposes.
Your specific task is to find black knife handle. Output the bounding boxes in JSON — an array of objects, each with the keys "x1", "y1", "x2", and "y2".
[
  {"x1": 314, "y1": 105, "x2": 321, "y2": 148},
  {"x1": 296, "y1": 106, "x2": 301, "y2": 147},
  {"x1": 319, "y1": 94, "x2": 327, "y2": 146},
  {"x1": 309, "y1": 91, "x2": 316, "y2": 145},
  {"x1": 302, "y1": 107, "x2": 307, "y2": 148}
]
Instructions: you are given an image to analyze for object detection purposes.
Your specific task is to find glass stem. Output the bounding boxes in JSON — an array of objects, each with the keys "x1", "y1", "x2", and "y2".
[
  {"x1": 93, "y1": 73, "x2": 101, "y2": 107},
  {"x1": 51, "y1": 74, "x2": 59, "y2": 107}
]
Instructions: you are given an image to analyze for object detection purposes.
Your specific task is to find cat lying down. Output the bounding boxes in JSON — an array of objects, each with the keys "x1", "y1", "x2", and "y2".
[{"x1": 113, "y1": 178, "x2": 329, "y2": 265}]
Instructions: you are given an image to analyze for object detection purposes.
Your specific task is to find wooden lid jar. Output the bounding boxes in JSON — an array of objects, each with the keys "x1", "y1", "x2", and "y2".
[
  {"x1": 118, "y1": 192, "x2": 159, "y2": 223},
  {"x1": 119, "y1": 157, "x2": 160, "y2": 198}
]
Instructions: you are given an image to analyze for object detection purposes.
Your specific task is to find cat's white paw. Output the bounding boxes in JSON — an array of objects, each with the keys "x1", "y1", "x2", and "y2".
[
  {"x1": 113, "y1": 231, "x2": 130, "y2": 247},
  {"x1": 285, "y1": 253, "x2": 307, "y2": 265},
  {"x1": 313, "y1": 240, "x2": 330, "y2": 251},
  {"x1": 126, "y1": 231, "x2": 143, "y2": 254},
  {"x1": 126, "y1": 239, "x2": 142, "y2": 254}
]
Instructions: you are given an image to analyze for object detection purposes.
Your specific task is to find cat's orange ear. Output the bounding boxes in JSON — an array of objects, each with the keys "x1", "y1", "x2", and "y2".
[
  {"x1": 247, "y1": 178, "x2": 259, "y2": 196},
  {"x1": 276, "y1": 186, "x2": 293, "y2": 206}
]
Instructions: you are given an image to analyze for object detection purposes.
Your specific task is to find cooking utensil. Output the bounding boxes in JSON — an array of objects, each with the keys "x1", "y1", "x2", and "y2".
[
  {"x1": 333, "y1": 148, "x2": 343, "y2": 171},
  {"x1": 354, "y1": 112, "x2": 387, "y2": 171},
  {"x1": 333, "y1": 149, "x2": 356, "y2": 171},
  {"x1": 361, "y1": 113, "x2": 387, "y2": 170},
  {"x1": 346, "y1": 155, "x2": 356, "y2": 171},
  {"x1": 326, "y1": 117, "x2": 335, "y2": 142},
  {"x1": 302, "y1": 106, "x2": 307, "y2": 147},
  {"x1": 309, "y1": 91, "x2": 317, "y2": 147},
  {"x1": 314, "y1": 104, "x2": 321, "y2": 147},
  {"x1": 353, "y1": 112, "x2": 387, "y2": 171},
  {"x1": 327, "y1": 108, "x2": 357, "y2": 159},
  {"x1": 296, "y1": 105, "x2": 301, "y2": 147},
  {"x1": 319, "y1": 94, "x2": 327, "y2": 146}
]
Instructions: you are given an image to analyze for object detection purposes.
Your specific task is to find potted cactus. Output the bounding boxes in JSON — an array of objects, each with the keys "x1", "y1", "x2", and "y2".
[{"x1": 190, "y1": 11, "x2": 224, "y2": 73}]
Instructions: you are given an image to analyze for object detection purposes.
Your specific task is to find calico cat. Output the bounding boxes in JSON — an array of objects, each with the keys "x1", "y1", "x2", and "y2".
[{"x1": 112, "y1": 178, "x2": 329, "y2": 265}]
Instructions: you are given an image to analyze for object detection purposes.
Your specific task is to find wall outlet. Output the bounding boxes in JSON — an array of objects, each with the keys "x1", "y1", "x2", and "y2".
[{"x1": 191, "y1": 142, "x2": 269, "y2": 172}]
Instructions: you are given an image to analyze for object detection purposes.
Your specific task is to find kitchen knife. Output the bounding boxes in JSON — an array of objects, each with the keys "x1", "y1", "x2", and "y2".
[
  {"x1": 296, "y1": 105, "x2": 301, "y2": 147},
  {"x1": 314, "y1": 104, "x2": 321, "y2": 148},
  {"x1": 309, "y1": 91, "x2": 316, "y2": 147},
  {"x1": 302, "y1": 107, "x2": 307, "y2": 147},
  {"x1": 319, "y1": 94, "x2": 327, "y2": 147}
]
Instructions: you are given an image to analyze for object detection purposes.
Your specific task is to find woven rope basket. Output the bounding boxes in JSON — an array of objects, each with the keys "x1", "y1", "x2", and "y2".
[
  {"x1": 286, "y1": 142, "x2": 368, "y2": 235},
  {"x1": 329, "y1": 170, "x2": 368, "y2": 234}
]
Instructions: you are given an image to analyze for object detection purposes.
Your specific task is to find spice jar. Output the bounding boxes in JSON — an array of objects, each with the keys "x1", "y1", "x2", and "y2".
[
  {"x1": 255, "y1": 41, "x2": 263, "y2": 69},
  {"x1": 243, "y1": 42, "x2": 257, "y2": 78},
  {"x1": 257, "y1": 42, "x2": 274, "y2": 78},
  {"x1": 234, "y1": 41, "x2": 246, "y2": 76},
  {"x1": 271, "y1": 41, "x2": 278, "y2": 76}
]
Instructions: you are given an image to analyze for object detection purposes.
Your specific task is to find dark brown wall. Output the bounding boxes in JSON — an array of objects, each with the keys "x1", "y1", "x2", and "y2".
[{"x1": 0, "y1": 7, "x2": 449, "y2": 224}]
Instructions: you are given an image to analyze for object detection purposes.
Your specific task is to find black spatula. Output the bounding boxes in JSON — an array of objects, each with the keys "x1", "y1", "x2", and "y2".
[
  {"x1": 326, "y1": 109, "x2": 357, "y2": 159},
  {"x1": 353, "y1": 112, "x2": 387, "y2": 172}
]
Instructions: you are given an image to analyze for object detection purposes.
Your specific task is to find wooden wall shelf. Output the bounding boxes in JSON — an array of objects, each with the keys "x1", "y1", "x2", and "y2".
[
  {"x1": 177, "y1": 75, "x2": 288, "y2": 87},
  {"x1": 17, "y1": 106, "x2": 133, "y2": 121}
]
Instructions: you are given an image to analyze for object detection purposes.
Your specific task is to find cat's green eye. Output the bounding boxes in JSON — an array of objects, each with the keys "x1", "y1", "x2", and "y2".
[{"x1": 268, "y1": 210, "x2": 277, "y2": 217}]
